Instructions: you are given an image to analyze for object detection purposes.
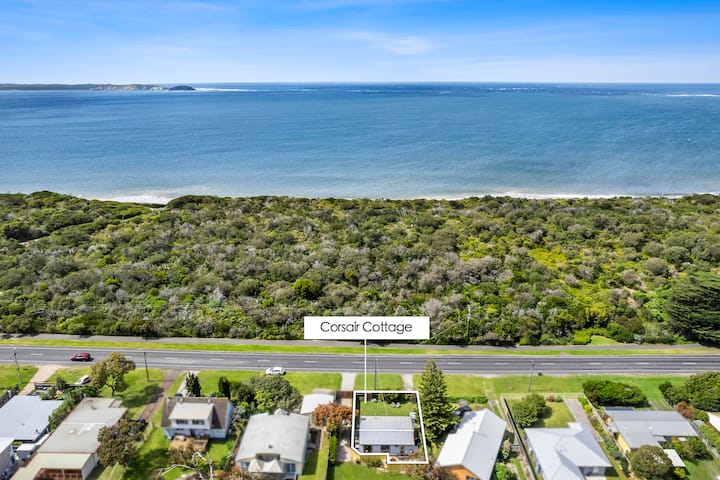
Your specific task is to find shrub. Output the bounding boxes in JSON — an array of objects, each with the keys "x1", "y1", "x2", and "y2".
[
  {"x1": 328, "y1": 434, "x2": 337, "y2": 466},
  {"x1": 511, "y1": 393, "x2": 549, "y2": 428},
  {"x1": 700, "y1": 424, "x2": 720, "y2": 450},
  {"x1": 582, "y1": 380, "x2": 647, "y2": 407}
]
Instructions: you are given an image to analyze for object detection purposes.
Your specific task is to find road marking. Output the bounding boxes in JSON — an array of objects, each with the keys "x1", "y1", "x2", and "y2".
[
  {"x1": 683, "y1": 362, "x2": 697, "y2": 365},
  {"x1": 30, "y1": 353, "x2": 44, "y2": 356},
  {"x1": 304, "y1": 360, "x2": 318, "y2": 363},
  {"x1": 541, "y1": 362, "x2": 555, "y2": 366},
  {"x1": 352, "y1": 361, "x2": 363, "y2": 364},
  {"x1": 258, "y1": 359, "x2": 270, "y2": 363},
  {"x1": 635, "y1": 362, "x2": 650, "y2": 365},
  {"x1": 399, "y1": 362, "x2": 413, "y2": 365},
  {"x1": 211, "y1": 358, "x2": 224, "y2": 361},
  {"x1": 447, "y1": 362, "x2": 462, "y2": 365},
  {"x1": 495, "y1": 362, "x2": 509, "y2": 365},
  {"x1": 588, "y1": 362, "x2": 603, "y2": 365},
  {"x1": 164, "y1": 357, "x2": 178, "y2": 360}
]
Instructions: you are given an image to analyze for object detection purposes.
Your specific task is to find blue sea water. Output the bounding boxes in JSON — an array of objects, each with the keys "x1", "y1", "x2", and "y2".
[{"x1": 1, "y1": 83, "x2": 719, "y2": 202}]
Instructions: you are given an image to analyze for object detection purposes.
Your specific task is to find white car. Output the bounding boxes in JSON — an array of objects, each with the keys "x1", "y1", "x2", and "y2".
[
  {"x1": 265, "y1": 366, "x2": 286, "y2": 376},
  {"x1": 75, "y1": 375, "x2": 91, "y2": 385}
]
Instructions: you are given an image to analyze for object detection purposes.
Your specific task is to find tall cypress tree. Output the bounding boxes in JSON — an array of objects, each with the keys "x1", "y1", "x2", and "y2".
[
  {"x1": 666, "y1": 271, "x2": 720, "y2": 343},
  {"x1": 418, "y1": 359, "x2": 456, "y2": 444}
]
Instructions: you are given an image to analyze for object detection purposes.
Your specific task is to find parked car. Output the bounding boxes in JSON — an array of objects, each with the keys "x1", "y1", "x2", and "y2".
[
  {"x1": 265, "y1": 366, "x2": 286, "y2": 375},
  {"x1": 70, "y1": 352, "x2": 92, "y2": 362},
  {"x1": 75, "y1": 375, "x2": 91, "y2": 385}
]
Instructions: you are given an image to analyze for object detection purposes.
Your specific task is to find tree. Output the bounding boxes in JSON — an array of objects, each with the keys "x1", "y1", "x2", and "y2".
[
  {"x1": 97, "y1": 418, "x2": 143, "y2": 467},
  {"x1": 582, "y1": 379, "x2": 647, "y2": 407},
  {"x1": 312, "y1": 403, "x2": 352, "y2": 433},
  {"x1": 629, "y1": 445, "x2": 672, "y2": 480},
  {"x1": 494, "y1": 463, "x2": 517, "y2": 480},
  {"x1": 91, "y1": 352, "x2": 136, "y2": 396},
  {"x1": 185, "y1": 372, "x2": 202, "y2": 397},
  {"x1": 666, "y1": 271, "x2": 720, "y2": 343},
  {"x1": 248, "y1": 375, "x2": 301, "y2": 412},
  {"x1": 218, "y1": 376, "x2": 231, "y2": 398},
  {"x1": 511, "y1": 394, "x2": 548, "y2": 428},
  {"x1": 684, "y1": 371, "x2": 720, "y2": 412},
  {"x1": 418, "y1": 360, "x2": 456, "y2": 445}
]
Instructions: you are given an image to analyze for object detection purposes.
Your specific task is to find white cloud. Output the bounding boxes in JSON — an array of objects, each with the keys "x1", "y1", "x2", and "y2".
[{"x1": 350, "y1": 31, "x2": 433, "y2": 55}]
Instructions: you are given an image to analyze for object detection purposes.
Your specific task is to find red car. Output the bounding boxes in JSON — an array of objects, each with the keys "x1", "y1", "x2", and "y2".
[{"x1": 70, "y1": 352, "x2": 92, "y2": 362}]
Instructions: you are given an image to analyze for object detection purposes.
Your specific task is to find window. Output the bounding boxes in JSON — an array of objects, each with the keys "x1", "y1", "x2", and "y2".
[
  {"x1": 191, "y1": 420, "x2": 204, "y2": 425},
  {"x1": 284, "y1": 463, "x2": 296, "y2": 473},
  {"x1": 175, "y1": 419, "x2": 188, "y2": 425},
  {"x1": 240, "y1": 462, "x2": 250, "y2": 470}
]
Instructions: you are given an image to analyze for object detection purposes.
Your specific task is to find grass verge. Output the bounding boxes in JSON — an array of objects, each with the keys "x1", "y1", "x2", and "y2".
[
  {"x1": 354, "y1": 374, "x2": 404, "y2": 390},
  {"x1": 195, "y1": 370, "x2": 341, "y2": 396},
  {"x1": 0, "y1": 364, "x2": 37, "y2": 391},
  {"x1": 327, "y1": 462, "x2": 411, "y2": 480}
]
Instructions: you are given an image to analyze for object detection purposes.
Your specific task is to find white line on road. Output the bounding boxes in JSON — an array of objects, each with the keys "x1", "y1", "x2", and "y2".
[
  {"x1": 164, "y1": 357, "x2": 178, "y2": 360},
  {"x1": 635, "y1": 362, "x2": 650, "y2": 365},
  {"x1": 352, "y1": 361, "x2": 363, "y2": 364},
  {"x1": 447, "y1": 362, "x2": 462, "y2": 365},
  {"x1": 495, "y1": 362, "x2": 509, "y2": 365},
  {"x1": 304, "y1": 360, "x2": 318, "y2": 363},
  {"x1": 211, "y1": 358, "x2": 224, "y2": 361},
  {"x1": 683, "y1": 362, "x2": 697, "y2": 365},
  {"x1": 399, "y1": 362, "x2": 413, "y2": 365},
  {"x1": 30, "y1": 353, "x2": 44, "y2": 356},
  {"x1": 541, "y1": 362, "x2": 555, "y2": 365},
  {"x1": 588, "y1": 362, "x2": 603, "y2": 365},
  {"x1": 258, "y1": 360, "x2": 270, "y2": 363}
]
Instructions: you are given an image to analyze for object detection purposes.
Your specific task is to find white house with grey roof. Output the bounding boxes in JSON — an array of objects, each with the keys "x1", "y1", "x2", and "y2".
[
  {"x1": 235, "y1": 410, "x2": 310, "y2": 480},
  {"x1": 161, "y1": 396, "x2": 233, "y2": 439},
  {"x1": 0, "y1": 396, "x2": 63, "y2": 443},
  {"x1": 605, "y1": 408, "x2": 698, "y2": 452},
  {"x1": 13, "y1": 397, "x2": 127, "y2": 480},
  {"x1": 437, "y1": 409, "x2": 507, "y2": 480},
  {"x1": 525, "y1": 423, "x2": 611, "y2": 480},
  {"x1": 357, "y1": 416, "x2": 417, "y2": 456}
]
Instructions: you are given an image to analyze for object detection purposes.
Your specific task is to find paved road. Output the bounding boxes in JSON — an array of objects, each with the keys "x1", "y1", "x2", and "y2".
[{"x1": 2, "y1": 345, "x2": 719, "y2": 375}]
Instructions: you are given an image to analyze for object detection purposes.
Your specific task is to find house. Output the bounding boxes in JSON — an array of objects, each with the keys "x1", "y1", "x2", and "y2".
[
  {"x1": 525, "y1": 423, "x2": 611, "y2": 480},
  {"x1": 235, "y1": 410, "x2": 310, "y2": 480},
  {"x1": 436, "y1": 409, "x2": 507, "y2": 480},
  {"x1": 300, "y1": 393, "x2": 335, "y2": 416},
  {"x1": 13, "y1": 398, "x2": 127, "y2": 480},
  {"x1": 161, "y1": 396, "x2": 234, "y2": 439},
  {"x1": 0, "y1": 396, "x2": 63, "y2": 443},
  {"x1": 356, "y1": 416, "x2": 417, "y2": 456},
  {"x1": 0, "y1": 437, "x2": 15, "y2": 479},
  {"x1": 605, "y1": 408, "x2": 698, "y2": 452}
]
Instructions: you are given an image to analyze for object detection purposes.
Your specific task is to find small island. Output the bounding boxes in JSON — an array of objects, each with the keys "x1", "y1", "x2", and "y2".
[{"x1": 168, "y1": 85, "x2": 196, "y2": 91}]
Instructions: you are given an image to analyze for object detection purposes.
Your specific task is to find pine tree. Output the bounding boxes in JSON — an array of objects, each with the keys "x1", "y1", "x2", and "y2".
[{"x1": 418, "y1": 359, "x2": 456, "y2": 444}]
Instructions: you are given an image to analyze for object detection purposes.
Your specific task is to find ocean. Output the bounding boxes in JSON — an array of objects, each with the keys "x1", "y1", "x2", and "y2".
[{"x1": 1, "y1": 83, "x2": 719, "y2": 203}]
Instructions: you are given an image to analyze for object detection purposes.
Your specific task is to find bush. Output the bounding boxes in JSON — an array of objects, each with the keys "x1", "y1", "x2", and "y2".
[
  {"x1": 658, "y1": 381, "x2": 688, "y2": 405},
  {"x1": 511, "y1": 393, "x2": 549, "y2": 428},
  {"x1": 685, "y1": 372, "x2": 720, "y2": 412},
  {"x1": 700, "y1": 424, "x2": 720, "y2": 450},
  {"x1": 583, "y1": 380, "x2": 647, "y2": 407}
]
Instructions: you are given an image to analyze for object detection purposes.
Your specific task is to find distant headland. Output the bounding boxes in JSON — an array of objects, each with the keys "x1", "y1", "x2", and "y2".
[{"x1": 0, "y1": 83, "x2": 195, "y2": 91}]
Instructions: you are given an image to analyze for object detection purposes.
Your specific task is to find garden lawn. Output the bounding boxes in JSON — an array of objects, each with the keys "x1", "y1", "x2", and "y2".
[
  {"x1": 355, "y1": 374, "x2": 404, "y2": 390},
  {"x1": 0, "y1": 364, "x2": 36, "y2": 391},
  {"x1": 300, "y1": 430, "x2": 329, "y2": 480},
  {"x1": 196, "y1": 370, "x2": 341, "y2": 396},
  {"x1": 359, "y1": 400, "x2": 417, "y2": 417},
  {"x1": 487, "y1": 375, "x2": 685, "y2": 403},
  {"x1": 414, "y1": 374, "x2": 490, "y2": 401},
  {"x1": 328, "y1": 462, "x2": 411, "y2": 480},
  {"x1": 685, "y1": 457, "x2": 720, "y2": 480},
  {"x1": 535, "y1": 401, "x2": 575, "y2": 428}
]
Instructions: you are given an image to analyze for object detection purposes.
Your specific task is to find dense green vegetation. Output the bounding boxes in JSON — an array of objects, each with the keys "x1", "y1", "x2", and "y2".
[
  {"x1": 583, "y1": 379, "x2": 648, "y2": 407},
  {"x1": 666, "y1": 271, "x2": 720, "y2": 342},
  {"x1": 2, "y1": 191, "x2": 720, "y2": 344}
]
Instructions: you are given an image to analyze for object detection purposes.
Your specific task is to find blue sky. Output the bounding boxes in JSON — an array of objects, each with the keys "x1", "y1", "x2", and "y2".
[{"x1": 2, "y1": 0, "x2": 719, "y2": 83}]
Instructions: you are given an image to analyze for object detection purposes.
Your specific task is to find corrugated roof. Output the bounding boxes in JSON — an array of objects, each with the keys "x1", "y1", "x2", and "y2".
[
  {"x1": 236, "y1": 411, "x2": 310, "y2": 464},
  {"x1": 525, "y1": 423, "x2": 611, "y2": 480},
  {"x1": 0, "y1": 396, "x2": 63, "y2": 442},
  {"x1": 358, "y1": 416, "x2": 415, "y2": 446},
  {"x1": 605, "y1": 409, "x2": 697, "y2": 449},
  {"x1": 168, "y1": 403, "x2": 213, "y2": 421},
  {"x1": 300, "y1": 394, "x2": 335, "y2": 415},
  {"x1": 437, "y1": 409, "x2": 507, "y2": 480}
]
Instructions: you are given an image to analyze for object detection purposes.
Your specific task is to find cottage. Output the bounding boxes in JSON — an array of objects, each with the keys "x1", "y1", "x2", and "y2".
[
  {"x1": 357, "y1": 416, "x2": 417, "y2": 457},
  {"x1": 0, "y1": 396, "x2": 63, "y2": 443},
  {"x1": 161, "y1": 396, "x2": 234, "y2": 439},
  {"x1": 437, "y1": 409, "x2": 507, "y2": 480},
  {"x1": 235, "y1": 410, "x2": 310, "y2": 480},
  {"x1": 525, "y1": 423, "x2": 611, "y2": 480},
  {"x1": 605, "y1": 408, "x2": 698, "y2": 452}
]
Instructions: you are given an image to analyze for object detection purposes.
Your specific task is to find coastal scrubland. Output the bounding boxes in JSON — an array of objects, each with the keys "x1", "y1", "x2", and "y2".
[{"x1": 1, "y1": 191, "x2": 719, "y2": 345}]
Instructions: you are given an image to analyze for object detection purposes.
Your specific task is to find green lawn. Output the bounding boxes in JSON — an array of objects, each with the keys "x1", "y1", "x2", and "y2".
[
  {"x1": 485, "y1": 374, "x2": 685, "y2": 404},
  {"x1": 535, "y1": 401, "x2": 575, "y2": 428},
  {"x1": 414, "y1": 374, "x2": 489, "y2": 401},
  {"x1": 359, "y1": 399, "x2": 417, "y2": 417},
  {"x1": 355, "y1": 374, "x2": 404, "y2": 390},
  {"x1": 328, "y1": 462, "x2": 411, "y2": 480},
  {"x1": 0, "y1": 364, "x2": 37, "y2": 391},
  {"x1": 196, "y1": 370, "x2": 341, "y2": 396},
  {"x1": 686, "y1": 457, "x2": 720, "y2": 480}
]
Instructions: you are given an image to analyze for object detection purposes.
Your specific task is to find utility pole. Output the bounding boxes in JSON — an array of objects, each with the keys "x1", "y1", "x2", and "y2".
[
  {"x1": 143, "y1": 352, "x2": 150, "y2": 382},
  {"x1": 527, "y1": 360, "x2": 535, "y2": 392},
  {"x1": 13, "y1": 348, "x2": 23, "y2": 386},
  {"x1": 466, "y1": 305, "x2": 471, "y2": 343}
]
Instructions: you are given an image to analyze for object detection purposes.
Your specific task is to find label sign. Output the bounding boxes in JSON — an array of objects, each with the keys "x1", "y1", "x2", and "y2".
[{"x1": 304, "y1": 316, "x2": 430, "y2": 340}]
